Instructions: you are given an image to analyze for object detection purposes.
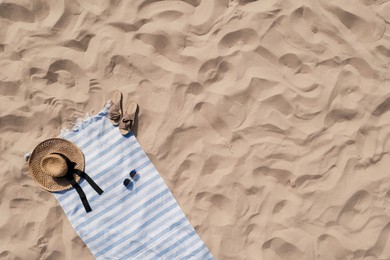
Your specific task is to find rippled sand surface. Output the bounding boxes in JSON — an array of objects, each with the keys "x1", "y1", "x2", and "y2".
[{"x1": 1, "y1": 0, "x2": 390, "y2": 259}]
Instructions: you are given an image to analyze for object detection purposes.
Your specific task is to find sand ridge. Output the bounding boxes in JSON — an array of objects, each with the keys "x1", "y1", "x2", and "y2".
[{"x1": 1, "y1": 0, "x2": 390, "y2": 259}]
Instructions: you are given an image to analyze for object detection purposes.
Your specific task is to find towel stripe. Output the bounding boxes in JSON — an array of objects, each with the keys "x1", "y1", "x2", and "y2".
[
  {"x1": 84, "y1": 184, "x2": 169, "y2": 244},
  {"x1": 57, "y1": 137, "x2": 141, "y2": 203},
  {"x1": 69, "y1": 158, "x2": 156, "y2": 221},
  {"x1": 54, "y1": 104, "x2": 213, "y2": 259},
  {"x1": 123, "y1": 215, "x2": 188, "y2": 257},
  {"x1": 59, "y1": 142, "x2": 143, "y2": 207}
]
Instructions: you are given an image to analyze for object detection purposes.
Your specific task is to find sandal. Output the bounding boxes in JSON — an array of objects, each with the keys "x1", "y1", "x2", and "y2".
[
  {"x1": 109, "y1": 91, "x2": 123, "y2": 126},
  {"x1": 119, "y1": 99, "x2": 138, "y2": 136}
]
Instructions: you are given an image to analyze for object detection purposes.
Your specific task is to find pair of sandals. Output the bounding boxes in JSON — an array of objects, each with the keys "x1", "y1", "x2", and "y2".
[{"x1": 109, "y1": 91, "x2": 138, "y2": 135}]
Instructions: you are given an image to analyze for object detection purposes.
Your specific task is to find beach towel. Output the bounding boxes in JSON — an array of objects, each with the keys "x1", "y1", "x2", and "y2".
[{"x1": 53, "y1": 103, "x2": 213, "y2": 259}]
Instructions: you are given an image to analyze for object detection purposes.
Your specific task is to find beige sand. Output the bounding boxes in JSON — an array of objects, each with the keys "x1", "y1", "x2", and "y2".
[{"x1": 1, "y1": 0, "x2": 390, "y2": 259}]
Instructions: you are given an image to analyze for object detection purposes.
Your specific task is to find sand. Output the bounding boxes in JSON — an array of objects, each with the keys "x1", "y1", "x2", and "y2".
[{"x1": 1, "y1": 0, "x2": 390, "y2": 259}]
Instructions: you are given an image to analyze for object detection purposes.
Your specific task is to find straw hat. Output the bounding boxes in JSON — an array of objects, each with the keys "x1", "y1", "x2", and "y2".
[{"x1": 28, "y1": 138, "x2": 84, "y2": 192}]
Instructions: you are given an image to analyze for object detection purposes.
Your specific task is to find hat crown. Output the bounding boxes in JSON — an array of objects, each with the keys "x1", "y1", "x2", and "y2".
[{"x1": 41, "y1": 154, "x2": 68, "y2": 177}]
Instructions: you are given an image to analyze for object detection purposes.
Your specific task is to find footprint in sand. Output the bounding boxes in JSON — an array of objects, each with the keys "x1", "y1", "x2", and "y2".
[
  {"x1": 262, "y1": 237, "x2": 306, "y2": 259},
  {"x1": 62, "y1": 33, "x2": 95, "y2": 52},
  {"x1": 337, "y1": 190, "x2": 372, "y2": 230},
  {"x1": 272, "y1": 200, "x2": 287, "y2": 214},
  {"x1": 279, "y1": 53, "x2": 302, "y2": 70},
  {"x1": 328, "y1": 5, "x2": 385, "y2": 42},
  {"x1": 194, "y1": 101, "x2": 233, "y2": 141},
  {"x1": 375, "y1": 45, "x2": 390, "y2": 63},
  {"x1": 45, "y1": 60, "x2": 86, "y2": 87},
  {"x1": 31, "y1": 59, "x2": 89, "y2": 102},
  {"x1": 218, "y1": 28, "x2": 258, "y2": 55},
  {"x1": 0, "y1": 114, "x2": 31, "y2": 133},
  {"x1": 138, "y1": 0, "x2": 197, "y2": 19},
  {"x1": 317, "y1": 234, "x2": 349, "y2": 259},
  {"x1": 198, "y1": 57, "x2": 232, "y2": 86},
  {"x1": 325, "y1": 68, "x2": 364, "y2": 127},
  {"x1": 264, "y1": 94, "x2": 295, "y2": 116},
  {"x1": 366, "y1": 221, "x2": 390, "y2": 258},
  {"x1": 372, "y1": 93, "x2": 390, "y2": 116},
  {"x1": 105, "y1": 55, "x2": 135, "y2": 79},
  {"x1": 0, "y1": 3, "x2": 35, "y2": 23},
  {"x1": 194, "y1": 101, "x2": 246, "y2": 141},
  {"x1": 188, "y1": 0, "x2": 229, "y2": 35},
  {"x1": 290, "y1": 6, "x2": 317, "y2": 40},
  {"x1": 135, "y1": 33, "x2": 179, "y2": 61},
  {"x1": 186, "y1": 82, "x2": 203, "y2": 95},
  {"x1": 208, "y1": 194, "x2": 234, "y2": 226},
  {"x1": 253, "y1": 166, "x2": 293, "y2": 186}
]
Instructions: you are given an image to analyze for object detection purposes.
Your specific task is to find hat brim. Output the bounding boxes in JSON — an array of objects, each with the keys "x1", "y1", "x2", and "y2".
[{"x1": 28, "y1": 138, "x2": 84, "y2": 192}]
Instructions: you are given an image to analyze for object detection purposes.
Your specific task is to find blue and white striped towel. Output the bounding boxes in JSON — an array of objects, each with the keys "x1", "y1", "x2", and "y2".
[{"x1": 54, "y1": 103, "x2": 213, "y2": 260}]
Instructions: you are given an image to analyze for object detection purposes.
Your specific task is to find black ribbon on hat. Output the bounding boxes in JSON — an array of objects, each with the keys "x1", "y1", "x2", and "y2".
[{"x1": 53, "y1": 153, "x2": 103, "y2": 213}]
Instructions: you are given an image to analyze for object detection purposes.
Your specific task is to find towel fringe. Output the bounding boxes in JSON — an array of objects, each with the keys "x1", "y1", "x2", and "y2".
[{"x1": 60, "y1": 101, "x2": 110, "y2": 136}]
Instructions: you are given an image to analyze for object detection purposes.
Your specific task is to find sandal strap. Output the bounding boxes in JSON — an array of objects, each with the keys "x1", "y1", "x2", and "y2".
[
  {"x1": 122, "y1": 117, "x2": 133, "y2": 129},
  {"x1": 109, "y1": 104, "x2": 121, "y2": 120}
]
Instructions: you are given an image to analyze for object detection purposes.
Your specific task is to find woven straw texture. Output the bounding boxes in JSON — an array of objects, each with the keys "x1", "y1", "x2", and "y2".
[
  {"x1": 41, "y1": 154, "x2": 68, "y2": 177},
  {"x1": 28, "y1": 138, "x2": 84, "y2": 192}
]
